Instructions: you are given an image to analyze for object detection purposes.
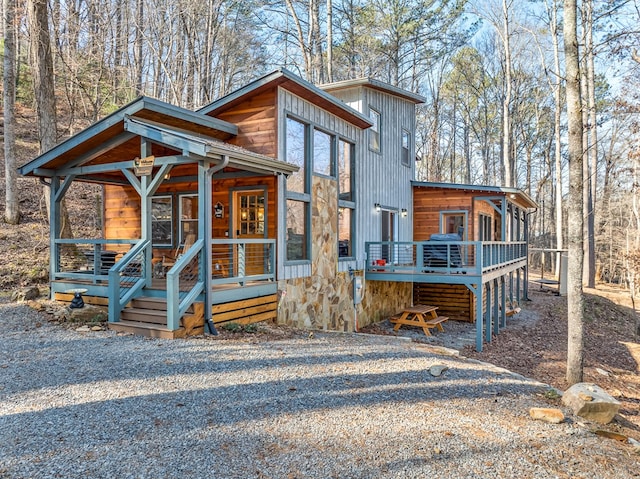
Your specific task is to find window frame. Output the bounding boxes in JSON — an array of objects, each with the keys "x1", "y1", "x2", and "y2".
[
  {"x1": 151, "y1": 195, "x2": 173, "y2": 247},
  {"x1": 401, "y1": 128, "x2": 411, "y2": 167},
  {"x1": 369, "y1": 107, "x2": 381, "y2": 153},
  {"x1": 312, "y1": 126, "x2": 336, "y2": 178},
  {"x1": 337, "y1": 138, "x2": 355, "y2": 260},
  {"x1": 439, "y1": 210, "x2": 468, "y2": 240},
  {"x1": 178, "y1": 193, "x2": 199, "y2": 245}
]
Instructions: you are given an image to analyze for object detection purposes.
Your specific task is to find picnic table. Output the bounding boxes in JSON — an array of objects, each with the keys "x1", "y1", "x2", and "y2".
[{"x1": 390, "y1": 304, "x2": 449, "y2": 337}]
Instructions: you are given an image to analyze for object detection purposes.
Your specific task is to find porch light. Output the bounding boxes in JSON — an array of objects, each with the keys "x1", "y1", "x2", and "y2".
[
  {"x1": 401, "y1": 208, "x2": 408, "y2": 217},
  {"x1": 375, "y1": 203, "x2": 381, "y2": 212}
]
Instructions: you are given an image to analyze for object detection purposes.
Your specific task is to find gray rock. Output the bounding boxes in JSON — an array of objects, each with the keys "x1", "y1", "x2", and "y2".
[
  {"x1": 11, "y1": 286, "x2": 40, "y2": 302},
  {"x1": 429, "y1": 364, "x2": 449, "y2": 377},
  {"x1": 562, "y1": 383, "x2": 621, "y2": 424},
  {"x1": 529, "y1": 407, "x2": 565, "y2": 424}
]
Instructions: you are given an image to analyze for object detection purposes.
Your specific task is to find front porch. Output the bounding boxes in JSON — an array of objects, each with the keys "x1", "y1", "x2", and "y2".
[
  {"x1": 364, "y1": 240, "x2": 529, "y2": 351},
  {"x1": 51, "y1": 237, "x2": 278, "y2": 337}
]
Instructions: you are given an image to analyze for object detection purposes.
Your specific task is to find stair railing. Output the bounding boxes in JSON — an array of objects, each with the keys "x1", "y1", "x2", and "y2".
[
  {"x1": 166, "y1": 238, "x2": 205, "y2": 331},
  {"x1": 108, "y1": 239, "x2": 151, "y2": 323}
]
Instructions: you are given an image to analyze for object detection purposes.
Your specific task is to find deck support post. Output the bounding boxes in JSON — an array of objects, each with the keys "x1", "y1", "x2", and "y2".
[
  {"x1": 485, "y1": 283, "x2": 492, "y2": 343},
  {"x1": 500, "y1": 275, "x2": 507, "y2": 328},
  {"x1": 467, "y1": 283, "x2": 484, "y2": 352},
  {"x1": 493, "y1": 278, "x2": 500, "y2": 336},
  {"x1": 523, "y1": 211, "x2": 530, "y2": 300}
]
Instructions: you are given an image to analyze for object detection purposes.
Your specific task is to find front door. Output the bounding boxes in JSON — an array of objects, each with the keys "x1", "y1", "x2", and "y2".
[
  {"x1": 381, "y1": 210, "x2": 396, "y2": 263},
  {"x1": 233, "y1": 189, "x2": 266, "y2": 277}
]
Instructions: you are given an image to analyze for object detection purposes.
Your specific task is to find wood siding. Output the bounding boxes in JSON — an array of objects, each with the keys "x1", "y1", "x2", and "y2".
[{"x1": 413, "y1": 187, "x2": 475, "y2": 241}]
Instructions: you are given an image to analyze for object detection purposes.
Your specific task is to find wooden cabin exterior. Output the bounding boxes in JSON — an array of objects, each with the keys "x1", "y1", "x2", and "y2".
[{"x1": 20, "y1": 68, "x2": 535, "y2": 351}]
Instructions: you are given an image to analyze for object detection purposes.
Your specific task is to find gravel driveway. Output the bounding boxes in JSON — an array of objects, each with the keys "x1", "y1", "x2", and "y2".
[{"x1": 1, "y1": 301, "x2": 637, "y2": 478}]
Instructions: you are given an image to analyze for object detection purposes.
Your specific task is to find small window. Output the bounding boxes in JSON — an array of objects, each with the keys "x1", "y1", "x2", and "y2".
[
  {"x1": 369, "y1": 108, "x2": 381, "y2": 152},
  {"x1": 401, "y1": 129, "x2": 411, "y2": 166},
  {"x1": 151, "y1": 196, "x2": 173, "y2": 246},
  {"x1": 313, "y1": 128, "x2": 333, "y2": 176},
  {"x1": 441, "y1": 212, "x2": 465, "y2": 239},
  {"x1": 286, "y1": 199, "x2": 308, "y2": 261},
  {"x1": 179, "y1": 194, "x2": 198, "y2": 244},
  {"x1": 338, "y1": 207, "x2": 352, "y2": 258}
]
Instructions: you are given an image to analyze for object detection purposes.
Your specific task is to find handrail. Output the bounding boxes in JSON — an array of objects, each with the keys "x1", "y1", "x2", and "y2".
[
  {"x1": 166, "y1": 238, "x2": 205, "y2": 330},
  {"x1": 210, "y1": 238, "x2": 275, "y2": 286},
  {"x1": 108, "y1": 239, "x2": 151, "y2": 323}
]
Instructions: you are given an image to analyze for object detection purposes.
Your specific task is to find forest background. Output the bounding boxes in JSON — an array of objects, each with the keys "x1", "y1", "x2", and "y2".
[{"x1": 1, "y1": 0, "x2": 640, "y2": 293}]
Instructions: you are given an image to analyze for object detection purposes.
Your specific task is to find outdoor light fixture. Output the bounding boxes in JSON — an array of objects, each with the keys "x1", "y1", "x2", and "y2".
[
  {"x1": 375, "y1": 203, "x2": 381, "y2": 212},
  {"x1": 401, "y1": 208, "x2": 408, "y2": 217}
]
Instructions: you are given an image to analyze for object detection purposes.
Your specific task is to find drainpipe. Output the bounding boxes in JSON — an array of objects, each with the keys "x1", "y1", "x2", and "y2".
[{"x1": 203, "y1": 155, "x2": 229, "y2": 335}]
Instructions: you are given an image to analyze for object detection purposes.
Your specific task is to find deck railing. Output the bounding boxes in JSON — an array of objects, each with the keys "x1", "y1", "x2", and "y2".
[
  {"x1": 211, "y1": 238, "x2": 276, "y2": 285},
  {"x1": 365, "y1": 240, "x2": 527, "y2": 276},
  {"x1": 53, "y1": 238, "x2": 139, "y2": 283},
  {"x1": 166, "y1": 238, "x2": 205, "y2": 330}
]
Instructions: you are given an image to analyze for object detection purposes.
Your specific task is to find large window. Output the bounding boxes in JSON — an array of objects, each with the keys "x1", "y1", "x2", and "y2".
[
  {"x1": 285, "y1": 116, "x2": 311, "y2": 262},
  {"x1": 441, "y1": 211, "x2": 467, "y2": 239},
  {"x1": 313, "y1": 128, "x2": 333, "y2": 176},
  {"x1": 286, "y1": 117, "x2": 306, "y2": 194},
  {"x1": 369, "y1": 107, "x2": 381, "y2": 152},
  {"x1": 151, "y1": 196, "x2": 173, "y2": 246},
  {"x1": 338, "y1": 139, "x2": 355, "y2": 258},
  {"x1": 179, "y1": 194, "x2": 198, "y2": 244},
  {"x1": 401, "y1": 129, "x2": 411, "y2": 166}
]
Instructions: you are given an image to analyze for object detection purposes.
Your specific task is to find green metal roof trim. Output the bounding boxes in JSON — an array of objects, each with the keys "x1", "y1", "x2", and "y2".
[
  {"x1": 411, "y1": 180, "x2": 538, "y2": 209},
  {"x1": 125, "y1": 117, "x2": 299, "y2": 176},
  {"x1": 320, "y1": 78, "x2": 426, "y2": 104},
  {"x1": 197, "y1": 68, "x2": 373, "y2": 129},
  {"x1": 19, "y1": 96, "x2": 238, "y2": 177}
]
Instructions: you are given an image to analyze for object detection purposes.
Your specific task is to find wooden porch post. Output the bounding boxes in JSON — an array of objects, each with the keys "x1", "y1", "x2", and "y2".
[
  {"x1": 468, "y1": 283, "x2": 484, "y2": 352},
  {"x1": 501, "y1": 199, "x2": 507, "y2": 241},
  {"x1": 49, "y1": 177, "x2": 61, "y2": 291},
  {"x1": 523, "y1": 209, "x2": 530, "y2": 300},
  {"x1": 500, "y1": 275, "x2": 507, "y2": 328},
  {"x1": 485, "y1": 282, "x2": 492, "y2": 343},
  {"x1": 493, "y1": 278, "x2": 500, "y2": 336},
  {"x1": 200, "y1": 161, "x2": 213, "y2": 331}
]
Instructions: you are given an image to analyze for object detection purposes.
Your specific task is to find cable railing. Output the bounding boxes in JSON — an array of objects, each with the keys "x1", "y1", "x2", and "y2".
[
  {"x1": 211, "y1": 239, "x2": 276, "y2": 285},
  {"x1": 365, "y1": 241, "x2": 527, "y2": 276},
  {"x1": 108, "y1": 240, "x2": 151, "y2": 323}
]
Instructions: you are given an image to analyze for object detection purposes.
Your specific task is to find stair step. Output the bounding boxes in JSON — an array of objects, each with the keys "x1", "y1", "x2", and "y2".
[
  {"x1": 109, "y1": 320, "x2": 185, "y2": 339},
  {"x1": 130, "y1": 296, "x2": 168, "y2": 311},
  {"x1": 120, "y1": 307, "x2": 169, "y2": 324}
]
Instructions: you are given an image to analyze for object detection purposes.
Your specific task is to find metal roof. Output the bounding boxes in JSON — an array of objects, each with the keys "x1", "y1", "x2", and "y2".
[{"x1": 411, "y1": 180, "x2": 538, "y2": 210}]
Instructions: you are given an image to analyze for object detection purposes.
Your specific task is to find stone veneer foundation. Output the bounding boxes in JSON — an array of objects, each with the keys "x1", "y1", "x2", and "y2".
[{"x1": 277, "y1": 176, "x2": 413, "y2": 331}]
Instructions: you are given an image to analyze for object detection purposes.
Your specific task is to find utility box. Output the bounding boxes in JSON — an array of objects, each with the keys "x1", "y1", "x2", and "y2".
[{"x1": 353, "y1": 274, "x2": 364, "y2": 305}]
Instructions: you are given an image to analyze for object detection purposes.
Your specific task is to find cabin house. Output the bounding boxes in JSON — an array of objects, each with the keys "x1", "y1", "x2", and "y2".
[{"x1": 19, "y1": 68, "x2": 535, "y2": 351}]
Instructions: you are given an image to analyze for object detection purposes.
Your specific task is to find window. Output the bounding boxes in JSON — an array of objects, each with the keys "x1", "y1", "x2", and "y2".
[
  {"x1": 369, "y1": 107, "x2": 380, "y2": 152},
  {"x1": 239, "y1": 193, "x2": 265, "y2": 235},
  {"x1": 441, "y1": 212, "x2": 466, "y2": 239},
  {"x1": 338, "y1": 207, "x2": 352, "y2": 258},
  {"x1": 286, "y1": 117, "x2": 306, "y2": 194},
  {"x1": 151, "y1": 196, "x2": 173, "y2": 246},
  {"x1": 401, "y1": 129, "x2": 411, "y2": 166},
  {"x1": 338, "y1": 139, "x2": 353, "y2": 201},
  {"x1": 479, "y1": 214, "x2": 492, "y2": 241},
  {"x1": 313, "y1": 128, "x2": 333, "y2": 176},
  {"x1": 285, "y1": 116, "x2": 311, "y2": 261},
  {"x1": 179, "y1": 194, "x2": 198, "y2": 244},
  {"x1": 286, "y1": 199, "x2": 307, "y2": 261}
]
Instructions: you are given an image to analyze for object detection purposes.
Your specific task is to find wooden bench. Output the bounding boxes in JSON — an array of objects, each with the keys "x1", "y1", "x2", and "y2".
[{"x1": 389, "y1": 305, "x2": 449, "y2": 336}]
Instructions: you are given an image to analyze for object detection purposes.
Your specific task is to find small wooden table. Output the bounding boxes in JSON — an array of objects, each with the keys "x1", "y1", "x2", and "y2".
[{"x1": 390, "y1": 305, "x2": 449, "y2": 337}]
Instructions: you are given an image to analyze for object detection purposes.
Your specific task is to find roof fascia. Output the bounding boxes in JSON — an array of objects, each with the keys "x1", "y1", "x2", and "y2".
[
  {"x1": 198, "y1": 68, "x2": 372, "y2": 128},
  {"x1": 412, "y1": 180, "x2": 537, "y2": 209},
  {"x1": 320, "y1": 78, "x2": 426, "y2": 104}
]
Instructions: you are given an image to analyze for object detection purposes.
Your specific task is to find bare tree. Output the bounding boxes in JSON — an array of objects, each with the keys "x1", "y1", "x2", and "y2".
[
  {"x1": 3, "y1": 0, "x2": 19, "y2": 224},
  {"x1": 564, "y1": 0, "x2": 585, "y2": 385}
]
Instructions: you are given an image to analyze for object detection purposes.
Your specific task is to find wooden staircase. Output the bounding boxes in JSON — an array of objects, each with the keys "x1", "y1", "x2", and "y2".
[{"x1": 109, "y1": 296, "x2": 205, "y2": 339}]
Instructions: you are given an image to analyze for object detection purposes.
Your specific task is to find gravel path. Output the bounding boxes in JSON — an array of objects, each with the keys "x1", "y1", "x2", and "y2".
[{"x1": 1, "y1": 300, "x2": 638, "y2": 479}]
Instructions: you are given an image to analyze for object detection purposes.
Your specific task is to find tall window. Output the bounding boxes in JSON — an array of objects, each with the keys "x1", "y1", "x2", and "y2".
[
  {"x1": 401, "y1": 129, "x2": 411, "y2": 166},
  {"x1": 338, "y1": 139, "x2": 355, "y2": 258},
  {"x1": 479, "y1": 214, "x2": 492, "y2": 241},
  {"x1": 151, "y1": 196, "x2": 172, "y2": 246},
  {"x1": 313, "y1": 128, "x2": 333, "y2": 176},
  {"x1": 285, "y1": 116, "x2": 311, "y2": 261},
  {"x1": 179, "y1": 194, "x2": 198, "y2": 243},
  {"x1": 369, "y1": 107, "x2": 381, "y2": 152}
]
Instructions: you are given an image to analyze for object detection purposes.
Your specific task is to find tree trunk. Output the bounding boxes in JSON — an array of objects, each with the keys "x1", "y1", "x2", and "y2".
[
  {"x1": 326, "y1": 0, "x2": 333, "y2": 82},
  {"x1": 584, "y1": 0, "x2": 597, "y2": 287},
  {"x1": 564, "y1": 0, "x2": 585, "y2": 385},
  {"x1": 28, "y1": 0, "x2": 73, "y2": 240},
  {"x1": 3, "y1": 0, "x2": 19, "y2": 224},
  {"x1": 502, "y1": 0, "x2": 514, "y2": 187}
]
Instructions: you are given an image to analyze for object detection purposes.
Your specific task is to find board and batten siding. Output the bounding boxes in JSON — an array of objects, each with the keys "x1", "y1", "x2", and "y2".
[
  {"x1": 330, "y1": 86, "x2": 415, "y2": 268},
  {"x1": 277, "y1": 87, "x2": 361, "y2": 280}
]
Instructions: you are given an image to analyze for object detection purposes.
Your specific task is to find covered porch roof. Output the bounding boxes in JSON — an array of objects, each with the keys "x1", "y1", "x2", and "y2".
[{"x1": 19, "y1": 96, "x2": 298, "y2": 184}]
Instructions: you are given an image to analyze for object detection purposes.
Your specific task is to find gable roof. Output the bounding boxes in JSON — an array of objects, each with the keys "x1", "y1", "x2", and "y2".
[
  {"x1": 19, "y1": 97, "x2": 238, "y2": 177},
  {"x1": 320, "y1": 78, "x2": 426, "y2": 104},
  {"x1": 198, "y1": 68, "x2": 373, "y2": 130},
  {"x1": 412, "y1": 180, "x2": 537, "y2": 210}
]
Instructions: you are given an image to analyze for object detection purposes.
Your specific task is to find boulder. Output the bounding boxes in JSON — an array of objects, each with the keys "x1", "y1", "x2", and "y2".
[
  {"x1": 529, "y1": 407, "x2": 565, "y2": 424},
  {"x1": 11, "y1": 286, "x2": 40, "y2": 302},
  {"x1": 562, "y1": 383, "x2": 620, "y2": 424},
  {"x1": 69, "y1": 304, "x2": 108, "y2": 323}
]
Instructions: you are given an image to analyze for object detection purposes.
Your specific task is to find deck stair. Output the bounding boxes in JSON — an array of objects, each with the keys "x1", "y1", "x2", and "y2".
[{"x1": 109, "y1": 296, "x2": 204, "y2": 339}]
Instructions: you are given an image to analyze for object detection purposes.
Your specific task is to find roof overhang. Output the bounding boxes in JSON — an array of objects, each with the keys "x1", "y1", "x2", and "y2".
[
  {"x1": 320, "y1": 78, "x2": 426, "y2": 104},
  {"x1": 19, "y1": 96, "x2": 239, "y2": 178},
  {"x1": 198, "y1": 68, "x2": 373, "y2": 130},
  {"x1": 411, "y1": 180, "x2": 538, "y2": 211}
]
